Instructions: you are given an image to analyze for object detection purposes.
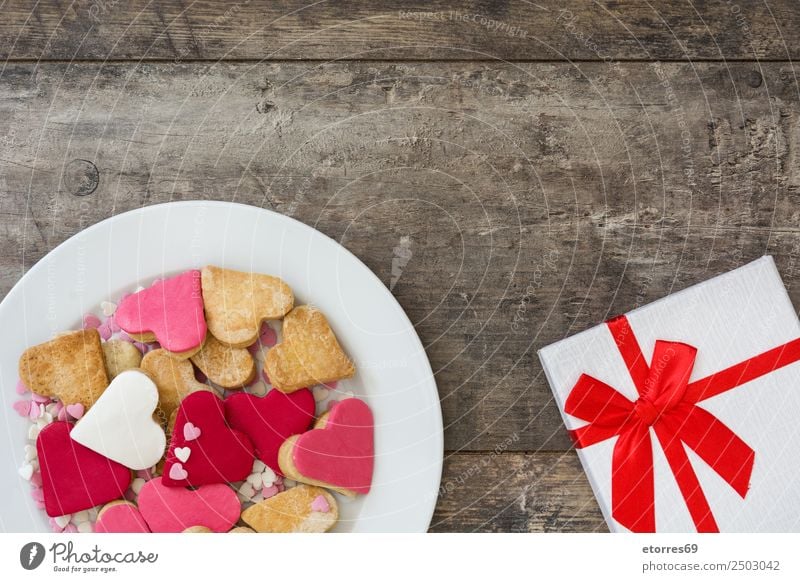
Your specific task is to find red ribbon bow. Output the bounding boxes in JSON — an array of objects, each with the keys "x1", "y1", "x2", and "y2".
[{"x1": 565, "y1": 315, "x2": 800, "y2": 532}]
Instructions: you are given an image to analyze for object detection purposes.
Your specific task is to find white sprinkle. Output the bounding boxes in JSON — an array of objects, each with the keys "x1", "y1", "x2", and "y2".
[
  {"x1": 36, "y1": 418, "x2": 50, "y2": 430},
  {"x1": 18, "y1": 464, "x2": 34, "y2": 480},
  {"x1": 312, "y1": 386, "x2": 329, "y2": 402},
  {"x1": 77, "y1": 522, "x2": 93, "y2": 533},
  {"x1": 27, "y1": 425, "x2": 40, "y2": 441},
  {"x1": 247, "y1": 381, "x2": 268, "y2": 397},
  {"x1": 54, "y1": 514, "x2": 71, "y2": 528},
  {"x1": 237, "y1": 482, "x2": 255, "y2": 499},
  {"x1": 252, "y1": 459, "x2": 266, "y2": 473},
  {"x1": 131, "y1": 478, "x2": 145, "y2": 495},
  {"x1": 246, "y1": 472, "x2": 263, "y2": 489},
  {"x1": 261, "y1": 467, "x2": 277, "y2": 487},
  {"x1": 73, "y1": 510, "x2": 90, "y2": 524},
  {"x1": 30, "y1": 459, "x2": 39, "y2": 471},
  {"x1": 45, "y1": 403, "x2": 59, "y2": 415},
  {"x1": 135, "y1": 285, "x2": 145, "y2": 293},
  {"x1": 24, "y1": 444, "x2": 37, "y2": 462},
  {"x1": 101, "y1": 301, "x2": 117, "y2": 316}
]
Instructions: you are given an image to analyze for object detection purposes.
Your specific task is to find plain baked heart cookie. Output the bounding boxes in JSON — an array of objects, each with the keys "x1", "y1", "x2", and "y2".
[
  {"x1": 265, "y1": 305, "x2": 355, "y2": 393},
  {"x1": 190, "y1": 333, "x2": 256, "y2": 388},
  {"x1": 278, "y1": 398, "x2": 374, "y2": 496},
  {"x1": 36, "y1": 421, "x2": 131, "y2": 517},
  {"x1": 241, "y1": 484, "x2": 338, "y2": 533},
  {"x1": 94, "y1": 501, "x2": 151, "y2": 533},
  {"x1": 201, "y1": 266, "x2": 293, "y2": 348},
  {"x1": 102, "y1": 339, "x2": 143, "y2": 379},
  {"x1": 140, "y1": 349, "x2": 214, "y2": 424},
  {"x1": 19, "y1": 329, "x2": 109, "y2": 410},
  {"x1": 70, "y1": 370, "x2": 166, "y2": 470},
  {"x1": 115, "y1": 270, "x2": 207, "y2": 358},
  {"x1": 138, "y1": 477, "x2": 240, "y2": 533},
  {"x1": 162, "y1": 391, "x2": 254, "y2": 487},
  {"x1": 224, "y1": 389, "x2": 315, "y2": 474}
]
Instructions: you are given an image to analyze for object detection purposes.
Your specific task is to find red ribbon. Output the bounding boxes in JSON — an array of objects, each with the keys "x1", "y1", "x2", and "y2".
[{"x1": 565, "y1": 315, "x2": 800, "y2": 532}]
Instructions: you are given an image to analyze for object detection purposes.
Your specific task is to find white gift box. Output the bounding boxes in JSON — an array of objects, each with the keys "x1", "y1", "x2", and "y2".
[{"x1": 538, "y1": 256, "x2": 800, "y2": 532}]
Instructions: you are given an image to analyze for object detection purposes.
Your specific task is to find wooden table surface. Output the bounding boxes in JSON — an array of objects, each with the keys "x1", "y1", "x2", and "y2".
[{"x1": 3, "y1": 1, "x2": 800, "y2": 532}]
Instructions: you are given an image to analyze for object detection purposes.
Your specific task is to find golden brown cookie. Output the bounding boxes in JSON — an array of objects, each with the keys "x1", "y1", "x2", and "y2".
[
  {"x1": 190, "y1": 333, "x2": 256, "y2": 389},
  {"x1": 241, "y1": 485, "x2": 338, "y2": 533},
  {"x1": 182, "y1": 526, "x2": 213, "y2": 533},
  {"x1": 18, "y1": 329, "x2": 109, "y2": 409},
  {"x1": 102, "y1": 340, "x2": 143, "y2": 379},
  {"x1": 265, "y1": 306, "x2": 355, "y2": 393},
  {"x1": 140, "y1": 349, "x2": 214, "y2": 423},
  {"x1": 201, "y1": 266, "x2": 294, "y2": 348}
]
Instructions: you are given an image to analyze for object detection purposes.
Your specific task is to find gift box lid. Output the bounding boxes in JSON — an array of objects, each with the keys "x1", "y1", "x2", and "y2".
[{"x1": 538, "y1": 256, "x2": 800, "y2": 532}]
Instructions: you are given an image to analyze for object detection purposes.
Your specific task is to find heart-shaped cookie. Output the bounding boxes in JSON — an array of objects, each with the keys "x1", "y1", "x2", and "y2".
[
  {"x1": 190, "y1": 333, "x2": 256, "y2": 388},
  {"x1": 265, "y1": 306, "x2": 355, "y2": 393},
  {"x1": 162, "y1": 391, "x2": 254, "y2": 487},
  {"x1": 70, "y1": 370, "x2": 166, "y2": 470},
  {"x1": 115, "y1": 270, "x2": 207, "y2": 358},
  {"x1": 278, "y1": 398, "x2": 373, "y2": 496},
  {"x1": 19, "y1": 329, "x2": 109, "y2": 410},
  {"x1": 94, "y1": 501, "x2": 151, "y2": 533},
  {"x1": 140, "y1": 349, "x2": 213, "y2": 424},
  {"x1": 138, "y1": 477, "x2": 240, "y2": 532},
  {"x1": 36, "y1": 422, "x2": 132, "y2": 517},
  {"x1": 225, "y1": 389, "x2": 315, "y2": 475},
  {"x1": 201, "y1": 266, "x2": 294, "y2": 348},
  {"x1": 241, "y1": 484, "x2": 338, "y2": 533},
  {"x1": 102, "y1": 339, "x2": 143, "y2": 379}
]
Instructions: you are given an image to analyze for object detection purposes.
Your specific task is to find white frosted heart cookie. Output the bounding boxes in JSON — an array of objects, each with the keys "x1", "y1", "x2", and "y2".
[{"x1": 70, "y1": 369, "x2": 166, "y2": 470}]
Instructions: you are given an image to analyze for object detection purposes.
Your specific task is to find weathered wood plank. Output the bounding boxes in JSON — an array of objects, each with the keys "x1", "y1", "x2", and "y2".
[
  {"x1": 431, "y1": 451, "x2": 606, "y2": 532},
  {"x1": 2, "y1": 61, "x2": 799, "y2": 451},
  {"x1": 2, "y1": 0, "x2": 800, "y2": 61}
]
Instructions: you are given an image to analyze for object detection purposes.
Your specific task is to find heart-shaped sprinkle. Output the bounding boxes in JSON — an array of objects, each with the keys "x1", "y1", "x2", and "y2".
[
  {"x1": 183, "y1": 422, "x2": 201, "y2": 441},
  {"x1": 175, "y1": 447, "x2": 191, "y2": 463},
  {"x1": 65, "y1": 403, "x2": 84, "y2": 420},
  {"x1": 18, "y1": 464, "x2": 34, "y2": 480},
  {"x1": 311, "y1": 494, "x2": 330, "y2": 513},
  {"x1": 169, "y1": 463, "x2": 189, "y2": 480},
  {"x1": 12, "y1": 400, "x2": 31, "y2": 417}
]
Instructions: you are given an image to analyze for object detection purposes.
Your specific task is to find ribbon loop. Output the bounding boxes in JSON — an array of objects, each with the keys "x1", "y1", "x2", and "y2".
[{"x1": 565, "y1": 315, "x2": 799, "y2": 533}]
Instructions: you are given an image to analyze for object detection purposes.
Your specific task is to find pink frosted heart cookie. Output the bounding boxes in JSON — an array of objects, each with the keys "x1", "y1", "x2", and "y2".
[
  {"x1": 278, "y1": 398, "x2": 374, "y2": 496},
  {"x1": 162, "y1": 391, "x2": 254, "y2": 487},
  {"x1": 115, "y1": 270, "x2": 206, "y2": 358},
  {"x1": 224, "y1": 389, "x2": 314, "y2": 475},
  {"x1": 95, "y1": 501, "x2": 151, "y2": 533},
  {"x1": 137, "y1": 477, "x2": 240, "y2": 533}
]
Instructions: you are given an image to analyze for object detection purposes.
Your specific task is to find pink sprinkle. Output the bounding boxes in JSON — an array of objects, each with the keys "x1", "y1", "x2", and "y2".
[
  {"x1": 48, "y1": 518, "x2": 65, "y2": 533},
  {"x1": 137, "y1": 468, "x2": 153, "y2": 481},
  {"x1": 124, "y1": 489, "x2": 136, "y2": 502},
  {"x1": 311, "y1": 495, "x2": 330, "y2": 513},
  {"x1": 29, "y1": 403, "x2": 42, "y2": 420},
  {"x1": 12, "y1": 400, "x2": 31, "y2": 417},
  {"x1": 66, "y1": 403, "x2": 84, "y2": 420},
  {"x1": 31, "y1": 488, "x2": 44, "y2": 503},
  {"x1": 117, "y1": 331, "x2": 135, "y2": 343},
  {"x1": 97, "y1": 323, "x2": 112, "y2": 341},
  {"x1": 31, "y1": 392, "x2": 50, "y2": 404},
  {"x1": 261, "y1": 369, "x2": 271, "y2": 385},
  {"x1": 133, "y1": 342, "x2": 148, "y2": 354},
  {"x1": 324, "y1": 381, "x2": 339, "y2": 390},
  {"x1": 53, "y1": 401, "x2": 64, "y2": 415},
  {"x1": 259, "y1": 324, "x2": 277, "y2": 348},
  {"x1": 63, "y1": 524, "x2": 78, "y2": 533},
  {"x1": 34, "y1": 498, "x2": 45, "y2": 510},
  {"x1": 106, "y1": 314, "x2": 121, "y2": 333},
  {"x1": 31, "y1": 471, "x2": 42, "y2": 487},
  {"x1": 57, "y1": 407, "x2": 68, "y2": 422},
  {"x1": 16, "y1": 379, "x2": 29, "y2": 394},
  {"x1": 82, "y1": 313, "x2": 102, "y2": 329},
  {"x1": 246, "y1": 342, "x2": 260, "y2": 356},
  {"x1": 261, "y1": 485, "x2": 280, "y2": 499}
]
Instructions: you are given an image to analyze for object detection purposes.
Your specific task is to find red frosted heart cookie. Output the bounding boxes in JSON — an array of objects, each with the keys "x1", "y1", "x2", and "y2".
[
  {"x1": 278, "y1": 398, "x2": 374, "y2": 496},
  {"x1": 225, "y1": 389, "x2": 315, "y2": 475},
  {"x1": 115, "y1": 270, "x2": 207, "y2": 358},
  {"x1": 138, "y1": 477, "x2": 240, "y2": 533},
  {"x1": 36, "y1": 421, "x2": 131, "y2": 517},
  {"x1": 162, "y1": 391, "x2": 254, "y2": 487}
]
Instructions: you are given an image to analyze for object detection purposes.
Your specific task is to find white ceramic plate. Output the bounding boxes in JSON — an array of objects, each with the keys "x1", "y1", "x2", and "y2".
[{"x1": 0, "y1": 201, "x2": 443, "y2": 532}]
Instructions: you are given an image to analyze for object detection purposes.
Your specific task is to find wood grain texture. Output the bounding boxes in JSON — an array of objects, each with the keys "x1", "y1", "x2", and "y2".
[
  {"x1": 2, "y1": 0, "x2": 800, "y2": 61},
  {"x1": 432, "y1": 451, "x2": 606, "y2": 532},
  {"x1": 2, "y1": 61, "x2": 798, "y2": 454}
]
